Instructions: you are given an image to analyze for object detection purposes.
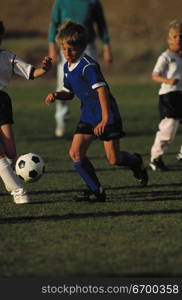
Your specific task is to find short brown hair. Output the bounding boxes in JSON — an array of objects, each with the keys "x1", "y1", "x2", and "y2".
[{"x1": 56, "y1": 20, "x2": 88, "y2": 50}]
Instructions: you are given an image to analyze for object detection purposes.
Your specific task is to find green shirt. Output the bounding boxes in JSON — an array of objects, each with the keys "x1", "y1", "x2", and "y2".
[{"x1": 48, "y1": 0, "x2": 110, "y2": 45}]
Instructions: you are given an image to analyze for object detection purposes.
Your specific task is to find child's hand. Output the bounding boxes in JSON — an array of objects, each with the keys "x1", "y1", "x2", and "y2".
[
  {"x1": 167, "y1": 78, "x2": 179, "y2": 85},
  {"x1": 94, "y1": 121, "x2": 107, "y2": 136},
  {"x1": 41, "y1": 56, "x2": 52, "y2": 72},
  {"x1": 44, "y1": 92, "x2": 57, "y2": 105}
]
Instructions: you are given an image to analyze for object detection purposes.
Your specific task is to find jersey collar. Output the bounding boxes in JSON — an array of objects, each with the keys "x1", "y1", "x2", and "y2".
[{"x1": 68, "y1": 54, "x2": 85, "y2": 71}]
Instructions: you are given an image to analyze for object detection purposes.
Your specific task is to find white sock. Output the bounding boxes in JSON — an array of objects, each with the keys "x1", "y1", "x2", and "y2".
[{"x1": 0, "y1": 158, "x2": 24, "y2": 192}]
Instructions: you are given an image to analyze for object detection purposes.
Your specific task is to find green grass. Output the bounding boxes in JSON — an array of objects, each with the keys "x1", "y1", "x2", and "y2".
[{"x1": 0, "y1": 79, "x2": 182, "y2": 277}]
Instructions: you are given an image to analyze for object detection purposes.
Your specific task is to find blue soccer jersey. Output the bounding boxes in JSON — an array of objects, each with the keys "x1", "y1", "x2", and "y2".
[{"x1": 63, "y1": 54, "x2": 121, "y2": 125}]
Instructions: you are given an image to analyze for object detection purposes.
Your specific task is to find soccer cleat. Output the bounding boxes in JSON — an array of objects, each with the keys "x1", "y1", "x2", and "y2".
[
  {"x1": 11, "y1": 188, "x2": 29, "y2": 204},
  {"x1": 176, "y1": 152, "x2": 182, "y2": 161},
  {"x1": 149, "y1": 157, "x2": 168, "y2": 171},
  {"x1": 132, "y1": 153, "x2": 148, "y2": 186},
  {"x1": 73, "y1": 189, "x2": 106, "y2": 202},
  {"x1": 176, "y1": 146, "x2": 182, "y2": 161}
]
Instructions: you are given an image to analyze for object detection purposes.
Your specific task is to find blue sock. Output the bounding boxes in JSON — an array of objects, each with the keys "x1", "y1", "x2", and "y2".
[
  {"x1": 82, "y1": 157, "x2": 101, "y2": 187},
  {"x1": 73, "y1": 158, "x2": 100, "y2": 191}
]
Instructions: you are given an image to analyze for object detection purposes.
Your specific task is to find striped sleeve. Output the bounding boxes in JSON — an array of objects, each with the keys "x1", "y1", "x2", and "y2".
[
  {"x1": 83, "y1": 63, "x2": 106, "y2": 89},
  {"x1": 13, "y1": 55, "x2": 34, "y2": 80}
]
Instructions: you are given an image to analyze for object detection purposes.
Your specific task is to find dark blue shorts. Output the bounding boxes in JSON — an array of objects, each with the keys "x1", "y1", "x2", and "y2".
[
  {"x1": 0, "y1": 91, "x2": 14, "y2": 125},
  {"x1": 74, "y1": 120, "x2": 125, "y2": 141}
]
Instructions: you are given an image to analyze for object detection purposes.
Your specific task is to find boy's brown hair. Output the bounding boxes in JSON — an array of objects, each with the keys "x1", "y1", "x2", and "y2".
[{"x1": 56, "y1": 20, "x2": 88, "y2": 50}]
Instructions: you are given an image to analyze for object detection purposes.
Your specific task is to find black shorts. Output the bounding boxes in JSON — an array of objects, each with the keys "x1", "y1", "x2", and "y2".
[
  {"x1": 74, "y1": 120, "x2": 125, "y2": 141},
  {"x1": 0, "y1": 91, "x2": 14, "y2": 125},
  {"x1": 159, "y1": 91, "x2": 182, "y2": 120}
]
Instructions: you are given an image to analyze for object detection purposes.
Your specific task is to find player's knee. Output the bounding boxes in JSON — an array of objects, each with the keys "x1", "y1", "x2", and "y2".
[
  {"x1": 69, "y1": 149, "x2": 82, "y2": 161},
  {"x1": 161, "y1": 135, "x2": 174, "y2": 144},
  {"x1": 107, "y1": 156, "x2": 118, "y2": 166},
  {"x1": 166, "y1": 137, "x2": 174, "y2": 144}
]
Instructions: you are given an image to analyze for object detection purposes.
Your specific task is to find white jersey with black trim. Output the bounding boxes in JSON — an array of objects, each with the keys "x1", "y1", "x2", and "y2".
[
  {"x1": 152, "y1": 49, "x2": 182, "y2": 95},
  {"x1": 0, "y1": 50, "x2": 33, "y2": 90}
]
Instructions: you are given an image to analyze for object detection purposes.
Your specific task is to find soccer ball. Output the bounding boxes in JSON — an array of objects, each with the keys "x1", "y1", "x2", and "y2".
[{"x1": 15, "y1": 153, "x2": 45, "y2": 183}]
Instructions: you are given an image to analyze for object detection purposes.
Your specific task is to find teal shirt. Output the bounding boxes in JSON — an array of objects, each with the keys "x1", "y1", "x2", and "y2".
[{"x1": 48, "y1": 0, "x2": 110, "y2": 45}]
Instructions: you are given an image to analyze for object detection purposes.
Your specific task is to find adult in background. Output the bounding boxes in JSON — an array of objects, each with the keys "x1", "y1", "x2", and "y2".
[{"x1": 48, "y1": 0, "x2": 113, "y2": 137}]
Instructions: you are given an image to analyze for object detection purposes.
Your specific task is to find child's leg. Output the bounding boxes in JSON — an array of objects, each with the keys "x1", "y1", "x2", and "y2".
[
  {"x1": 54, "y1": 53, "x2": 69, "y2": 137},
  {"x1": 0, "y1": 153, "x2": 29, "y2": 204},
  {"x1": 0, "y1": 124, "x2": 16, "y2": 164},
  {"x1": 150, "y1": 117, "x2": 179, "y2": 161},
  {"x1": 103, "y1": 139, "x2": 138, "y2": 168},
  {"x1": 0, "y1": 152, "x2": 22, "y2": 192},
  {"x1": 0, "y1": 125, "x2": 29, "y2": 204},
  {"x1": 103, "y1": 139, "x2": 148, "y2": 186},
  {"x1": 69, "y1": 134, "x2": 102, "y2": 192}
]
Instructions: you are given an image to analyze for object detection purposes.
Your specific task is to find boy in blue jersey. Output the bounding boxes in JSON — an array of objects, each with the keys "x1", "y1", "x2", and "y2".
[
  {"x1": 45, "y1": 20, "x2": 148, "y2": 202},
  {"x1": 48, "y1": 0, "x2": 113, "y2": 137}
]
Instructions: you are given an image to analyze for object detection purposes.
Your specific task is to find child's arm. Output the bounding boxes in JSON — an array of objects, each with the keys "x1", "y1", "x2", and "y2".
[
  {"x1": 32, "y1": 56, "x2": 52, "y2": 78},
  {"x1": 152, "y1": 73, "x2": 179, "y2": 85},
  {"x1": 94, "y1": 86, "x2": 110, "y2": 136},
  {"x1": 103, "y1": 45, "x2": 113, "y2": 64},
  {"x1": 48, "y1": 43, "x2": 58, "y2": 64},
  {"x1": 44, "y1": 90, "x2": 74, "y2": 105}
]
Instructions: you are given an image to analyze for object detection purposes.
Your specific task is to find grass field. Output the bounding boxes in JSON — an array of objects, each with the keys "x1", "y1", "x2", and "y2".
[{"x1": 0, "y1": 78, "x2": 182, "y2": 278}]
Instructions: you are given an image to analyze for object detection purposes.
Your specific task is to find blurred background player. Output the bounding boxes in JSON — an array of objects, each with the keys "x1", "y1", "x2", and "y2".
[
  {"x1": 45, "y1": 20, "x2": 148, "y2": 202},
  {"x1": 0, "y1": 21, "x2": 52, "y2": 204},
  {"x1": 149, "y1": 20, "x2": 182, "y2": 171},
  {"x1": 48, "y1": 0, "x2": 113, "y2": 137}
]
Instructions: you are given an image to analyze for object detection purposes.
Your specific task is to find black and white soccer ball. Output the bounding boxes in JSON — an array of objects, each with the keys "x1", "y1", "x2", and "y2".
[{"x1": 15, "y1": 153, "x2": 45, "y2": 183}]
